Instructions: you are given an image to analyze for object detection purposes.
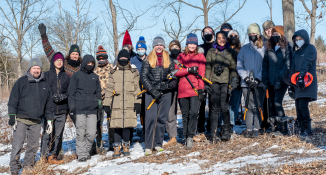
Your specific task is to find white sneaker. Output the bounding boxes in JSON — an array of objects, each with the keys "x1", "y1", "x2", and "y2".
[
  {"x1": 154, "y1": 146, "x2": 164, "y2": 152},
  {"x1": 144, "y1": 149, "x2": 152, "y2": 156}
]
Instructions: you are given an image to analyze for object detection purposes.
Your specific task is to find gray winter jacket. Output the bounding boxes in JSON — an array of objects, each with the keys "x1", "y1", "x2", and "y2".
[
  {"x1": 237, "y1": 41, "x2": 266, "y2": 87},
  {"x1": 291, "y1": 29, "x2": 317, "y2": 101}
]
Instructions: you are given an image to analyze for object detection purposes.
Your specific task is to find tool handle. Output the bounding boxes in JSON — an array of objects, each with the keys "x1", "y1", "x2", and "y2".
[
  {"x1": 259, "y1": 108, "x2": 264, "y2": 121},
  {"x1": 244, "y1": 108, "x2": 248, "y2": 120},
  {"x1": 266, "y1": 89, "x2": 269, "y2": 98},
  {"x1": 147, "y1": 99, "x2": 156, "y2": 110},
  {"x1": 194, "y1": 88, "x2": 198, "y2": 95},
  {"x1": 137, "y1": 89, "x2": 147, "y2": 97}
]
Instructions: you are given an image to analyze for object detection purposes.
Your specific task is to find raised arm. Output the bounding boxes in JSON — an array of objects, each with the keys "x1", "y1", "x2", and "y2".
[{"x1": 38, "y1": 23, "x2": 55, "y2": 62}]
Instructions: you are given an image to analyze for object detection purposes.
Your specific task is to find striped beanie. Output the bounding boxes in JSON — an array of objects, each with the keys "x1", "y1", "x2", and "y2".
[
  {"x1": 96, "y1": 45, "x2": 108, "y2": 60},
  {"x1": 136, "y1": 36, "x2": 147, "y2": 50},
  {"x1": 186, "y1": 33, "x2": 198, "y2": 45}
]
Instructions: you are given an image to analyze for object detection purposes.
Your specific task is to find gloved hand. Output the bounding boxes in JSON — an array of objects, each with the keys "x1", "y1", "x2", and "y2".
[
  {"x1": 151, "y1": 89, "x2": 162, "y2": 100},
  {"x1": 134, "y1": 103, "x2": 141, "y2": 114},
  {"x1": 230, "y1": 77, "x2": 239, "y2": 89},
  {"x1": 187, "y1": 66, "x2": 198, "y2": 74},
  {"x1": 296, "y1": 76, "x2": 305, "y2": 90},
  {"x1": 38, "y1": 23, "x2": 46, "y2": 35},
  {"x1": 46, "y1": 120, "x2": 53, "y2": 134},
  {"x1": 205, "y1": 84, "x2": 212, "y2": 95},
  {"x1": 250, "y1": 78, "x2": 260, "y2": 89},
  {"x1": 244, "y1": 76, "x2": 252, "y2": 87},
  {"x1": 160, "y1": 82, "x2": 170, "y2": 91},
  {"x1": 198, "y1": 89, "x2": 206, "y2": 102},
  {"x1": 8, "y1": 114, "x2": 17, "y2": 130},
  {"x1": 288, "y1": 86, "x2": 295, "y2": 99},
  {"x1": 274, "y1": 82, "x2": 281, "y2": 91},
  {"x1": 53, "y1": 94, "x2": 67, "y2": 103}
]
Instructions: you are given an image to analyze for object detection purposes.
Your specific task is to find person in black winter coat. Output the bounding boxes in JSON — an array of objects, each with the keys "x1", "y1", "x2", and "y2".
[
  {"x1": 291, "y1": 29, "x2": 317, "y2": 138},
  {"x1": 68, "y1": 55, "x2": 101, "y2": 162},
  {"x1": 8, "y1": 58, "x2": 54, "y2": 174},
  {"x1": 140, "y1": 36, "x2": 177, "y2": 155},
  {"x1": 262, "y1": 26, "x2": 292, "y2": 135},
  {"x1": 41, "y1": 52, "x2": 70, "y2": 164}
]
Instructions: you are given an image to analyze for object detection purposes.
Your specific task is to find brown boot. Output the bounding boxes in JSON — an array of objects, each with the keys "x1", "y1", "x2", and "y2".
[
  {"x1": 113, "y1": 143, "x2": 121, "y2": 158},
  {"x1": 48, "y1": 155, "x2": 64, "y2": 164},
  {"x1": 163, "y1": 137, "x2": 177, "y2": 148},
  {"x1": 193, "y1": 133, "x2": 206, "y2": 142},
  {"x1": 122, "y1": 141, "x2": 130, "y2": 156}
]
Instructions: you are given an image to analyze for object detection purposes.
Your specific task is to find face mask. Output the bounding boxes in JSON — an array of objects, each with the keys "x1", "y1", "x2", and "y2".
[
  {"x1": 137, "y1": 50, "x2": 146, "y2": 56},
  {"x1": 67, "y1": 59, "x2": 80, "y2": 67},
  {"x1": 204, "y1": 34, "x2": 213, "y2": 42},
  {"x1": 98, "y1": 60, "x2": 107, "y2": 65},
  {"x1": 249, "y1": 35, "x2": 258, "y2": 43},
  {"x1": 84, "y1": 65, "x2": 94, "y2": 72},
  {"x1": 118, "y1": 59, "x2": 129, "y2": 66},
  {"x1": 296, "y1": 40, "x2": 305, "y2": 48},
  {"x1": 271, "y1": 36, "x2": 280, "y2": 44},
  {"x1": 170, "y1": 49, "x2": 180, "y2": 58},
  {"x1": 229, "y1": 37, "x2": 239, "y2": 45}
]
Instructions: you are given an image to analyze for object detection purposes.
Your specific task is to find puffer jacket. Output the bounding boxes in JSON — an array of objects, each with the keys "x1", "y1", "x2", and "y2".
[
  {"x1": 262, "y1": 44, "x2": 292, "y2": 85},
  {"x1": 174, "y1": 52, "x2": 205, "y2": 98},
  {"x1": 103, "y1": 63, "x2": 141, "y2": 128},
  {"x1": 140, "y1": 57, "x2": 177, "y2": 94},
  {"x1": 291, "y1": 29, "x2": 317, "y2": 101}
]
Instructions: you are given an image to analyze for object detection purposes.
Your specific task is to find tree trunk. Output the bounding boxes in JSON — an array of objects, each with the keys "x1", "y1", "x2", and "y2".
[
  {"x1": 270, "y1": 0, "x2": 273, "y2": 21},
  {"x1": 310, "y1": 0, "x2": 317, "y2": 44},
  {"x1": 202, "y1": 0, "x2": 208, "y2": 26},
  {"x1": 109, "y1": 0, "x2": 119, "y2": 58},
  {"x1": 282, "y1": 0, "x2": 295, "y2": 46}
]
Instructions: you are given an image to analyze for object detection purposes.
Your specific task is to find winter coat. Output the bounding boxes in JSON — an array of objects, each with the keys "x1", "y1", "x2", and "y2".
[
  {"x1": 8, "y1": 71, "x2": 54, "y2": 121},
  {"x1": 113, "y1": 51, "x2": 137, "y2": 66},
  {"x1": 198, "y1": 26, "x2": 215, "y2": 57},
  {"x1": 130, "y1": 54, "x2": 146, "y2": 73},
  {"x1": 94, "y1": 62, "x2": 112, "y2": 99},
  {"x1": 103, "y1": 64, "x2": 141, "y2": 128},
  {"x1": 44, "y1": 52, "x2": 70, "y2": 115},
  {"x1": 140, "y1": 58, "x2": 178, "y2": 94},
  {"x1": 291, "y1": 29, "x2": 318, "y2": 101},
  {"x1": 262, "y1": 45, "x2": 292, "y2": 85},
  {"x1": 205, "y1": 47, "x2": 238, "y2": 84},
  {"x1": 174, "y1": 53, "x2": 205, "y2": 98},
  {"x1": 68, "y1": 55, "x2": 101, "y2": 115},
  {"x1": 237, "y1": 41, "x2": 266, "y2": 87}
]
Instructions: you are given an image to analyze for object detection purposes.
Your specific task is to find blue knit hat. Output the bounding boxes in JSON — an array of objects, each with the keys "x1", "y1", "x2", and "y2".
[
  {"x1": 136, "y1": 36, "x2": 147, "y2": 50},
  {"x1": 186, "y1": 33, "x2": 198, "y2": 45}
]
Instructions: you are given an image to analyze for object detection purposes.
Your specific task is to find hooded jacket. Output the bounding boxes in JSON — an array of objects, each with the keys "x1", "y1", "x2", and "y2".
[
  {"x1": 68, "y1": 55, "x2": 101, "y2": 115},
  {"x1": 291, "y1": 29, "x2": 317, "y2": 101},
  {"x1": 44, "y1": 52, "x2": 70, "y2": 115},
  {"x1": 8, "y1": 71, "x2": 54, "y2": 121},
  {"x1": 198, "y1": 26, "x2": 215, "y2": 57}
]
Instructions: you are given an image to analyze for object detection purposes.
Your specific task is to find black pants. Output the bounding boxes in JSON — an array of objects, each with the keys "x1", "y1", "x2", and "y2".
[
  {"x1": 269, "y1": 84, "x2": 288, "y2": 117},
  {"x1": 179, "y1": 96, "x2": 201, "y2": 138},
  {"x1": 198, "y1": 98, "x2": 211, "y2": 133},
  {"x1": 210, "y1": 83, "x2": 230, "y2": 134},
  {"x1": 295, "y1": 98, "x2": 311, "y2": 122},
  {"x1": 140, "y1": 93, "x2": 146, "y2": 138},
  {"x1": 144, "y1": 92, "x2": 172, "y2": 149},
  {"x1": 114, "y1": 128, "x2": 131, "y2": 143}
]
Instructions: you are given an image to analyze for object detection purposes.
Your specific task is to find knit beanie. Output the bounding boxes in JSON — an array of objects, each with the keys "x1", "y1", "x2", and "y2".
[
  {"x1": 152, "y1": 36, "x2": 165, "y2": 47},
  {"x1": 53, "y1": 52, "x2": 64, "y2": 62},
  {"x1": 272, "y1": 26, "x2": 284, "y2": 36},
  {"x1": 186, "y1": 33, "x2": 198, "y2": 45},
  {"x1": 122, "y1": 30, "x2": 132, "y2": 47},
  {"x1": 69, "y1": 44, "x2": 81, "y2": 56},
  {"x1": 118, "y1": 49, "x2": 130, "y2": 60},
  {"x1": 247, "y1": 23, "x2": 261, "y2": 35},
  {"x1": 227, "y1": 30, "x2": 240, "y2": 38},
  {"x1": 169, "y1": 40, "x2": 181, "y2": 51},
  {"x1": 136, "y1": 36, "x2": 147, "y2": 50},
  {"x1": 29, "y1": 58, "x2": 42, "y2": 69},
  {"x1": 96, "y1": 45, "x2": 108, "y2": 60},
  {"x1": 262, "y1": 20, "x2": 275, "y2": 31},
  {"x1": 220, "y1": 23, "x2": 233, "y2": 31}
]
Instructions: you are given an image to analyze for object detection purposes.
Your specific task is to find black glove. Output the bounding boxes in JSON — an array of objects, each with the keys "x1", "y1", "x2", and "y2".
[
  {"x1": 244, "y1": 76, "x2": 252, "y2": 87},
  {"x1": 205, "y1": 84, "x2": 212, "y2": 95},
  {"x1": 250, "y1": 78, "x2": 260, "y2": 89},
  {"x1": 187, "y1": 66, "x2": 198, "y2": 74},
  {"x1": 38, "y1": 23, "x2": 46, "y2": 35},
  {"x1": 8, "y1": 115, "x2": 16, "y2": 126},
  {"x1": 274, "y1": 82, "x2": 281, "y2": 91},
  {"x1": 134, "y1": 103, "x2": 141, "y2": 114},
  {"x1": 198, "y1": 89, "x2": 206, "y2": 102},
  {"x1": 288, "y1": 86, "x2": 295, "y2": 99},
  {"x1": 53, "y1": 94, "x2": 67, "y2": 103},
  {"x1": 151, "y1": 89, "x2": 162, "y2": 100},
  {"x1": 230, "y1": 77, "x2": 239, "y2": 89},
  {"x1": 296, "y1": 76, "x2": 305, "y2": 90},
  {"x1": 160, "y1": 82, "x2": 170, "y2": 91}
]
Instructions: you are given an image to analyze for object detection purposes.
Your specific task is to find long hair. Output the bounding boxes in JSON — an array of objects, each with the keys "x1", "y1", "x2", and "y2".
[
  {"x1": 266, "y1": 35, "x2": 288, "y2": 51},
  {"x1": 230, "y1": 38, "x2": 242, "y2": 54},
  {"x1": 254, "y1": 35, "x2": 264, "y2": 49},
  {"x1": 184, "y1": 45, "x2": 199, "y2": 55},
  {"x1": 147, "y1": 49, "x2": 170, "y2": 68}
]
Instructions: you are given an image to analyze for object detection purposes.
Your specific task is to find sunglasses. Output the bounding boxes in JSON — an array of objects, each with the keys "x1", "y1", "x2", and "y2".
[{"x1": 229, "y1": 35, "x2": 238, "y2": 38}]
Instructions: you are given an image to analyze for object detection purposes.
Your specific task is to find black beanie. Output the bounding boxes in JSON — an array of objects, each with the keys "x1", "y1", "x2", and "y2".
[
  {"x1": 118, "y1": 49, "x2": 130, "y2": 60},
  {"x1": 69, "y1": 44, "x2": 81, "y2": 56},
  {"x1": 220, "y1": 23, "x2": 233, "y2": 31}
]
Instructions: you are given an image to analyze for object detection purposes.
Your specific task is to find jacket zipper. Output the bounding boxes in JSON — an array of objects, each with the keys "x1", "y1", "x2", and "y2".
[{"x1": 123, "y1": 68, "x2": 125, "y2": 128}]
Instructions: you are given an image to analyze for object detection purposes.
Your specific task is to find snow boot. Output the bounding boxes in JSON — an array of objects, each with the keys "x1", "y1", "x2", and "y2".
[
  {"x1": 164, "y1": 137, "x2": 177, "y2": 147},
  {"x1": 193, "y1": 133, "x2": 206, "y2": 142},
  {"x1": 113, "y1": 142, "x2": 121, "y2": 158},
  {"x1": 253, "y1": 129, "x2": 259, "y2": 138},
  {"x1": 122, "y1": 141, "x2": 130, "y2": 156},
  {"x1": 230, "y1": 124, "x2": 234, "y2": 135},
  {"x1": 186, "y1": 137, "x2": 193, "y2": 149},
  {"x1": 211, "y1": 132, "x2": 220, "y2": 144},
  {"x1": 300, "y1": 120, "x2": 312, "y2": 138},
  {"x1": 78, "y1": 157, "x2": 87, "y2": 162},
  {"x1": 279, "y1": 118, "x2": 289, "y2": 135},
  {"x1": 244, "y1": 130, "x2": 253, "y2": 138},
  {"x1": 144, "y1": 149, "x2": 152, "y2": 156},
  {"x1": 87, "y1": 155, "x2": 91, "y2": 160},
  {"x1": 48, "y1": 155, "x2": 63, "y2": 164},
  {"x1": 221, "y1": 125, "x2": 231, "y2": 141}
]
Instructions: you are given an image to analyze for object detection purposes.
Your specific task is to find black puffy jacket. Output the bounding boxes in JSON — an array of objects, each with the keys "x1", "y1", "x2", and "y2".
[
  {"x1": 140, "y1": 57, "x2": 177, "y2": 94},
  {"x1": 68, "y1": 55, "x2": 101, "y2": 115},
  {"x1": 44, "y1": 52, "x2": 70, "y2": 115}
]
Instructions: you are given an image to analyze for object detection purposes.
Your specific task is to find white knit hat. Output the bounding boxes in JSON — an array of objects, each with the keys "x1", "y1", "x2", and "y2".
[{"x1": 227, "y1": 30, "x2": 240, "y2": 38}]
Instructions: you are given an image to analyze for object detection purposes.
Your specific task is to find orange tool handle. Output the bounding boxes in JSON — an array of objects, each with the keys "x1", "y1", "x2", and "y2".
[
  {"x1": 244, "y1": 108, "x2": 248, "y2": 120},
  {"x1": 147, "y1": 99, "x2": 156, "y2": 110},
  {"x1": 259, "y1": 108, "x2": 264, "y2": 121},
  {"x1": 266, "y1": 89, "x2": 269, "y2": 99}
]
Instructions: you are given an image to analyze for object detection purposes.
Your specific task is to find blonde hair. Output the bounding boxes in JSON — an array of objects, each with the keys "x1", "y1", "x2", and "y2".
[{"x1": 147, "y1": 49, "x2": 170, "y2": 68}]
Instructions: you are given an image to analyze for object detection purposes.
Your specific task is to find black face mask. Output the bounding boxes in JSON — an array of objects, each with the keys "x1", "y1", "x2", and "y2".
[
  {"x1": 229, "y1": 37, "x2": 239, "y2": 46},
  {"x1": 118, "y1": 59, "x2": 129, "y2": 66},
  {"x1": 204, "y1": 34, "x2": 213, "y2": 42},
  {"x1": 271, "y1": 36, "x2": 280, "y2": 44},
  {"x1": 249, "y1": 35, "x2": 258, "y2": 43},
  {"x1": 84, "y1": 65, "x2": 94, "y2": 73},
  {"x1": 170, "y1": 49, "x2": 180, "y2": 59},
  {"x1": 67, "y1": 59, "x2": 80, "y2": 67}
]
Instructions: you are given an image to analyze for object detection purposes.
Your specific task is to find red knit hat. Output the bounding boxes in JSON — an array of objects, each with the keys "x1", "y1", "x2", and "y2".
[{"x1": 122, "y1": 30, "x2": 132, "y2": 47}]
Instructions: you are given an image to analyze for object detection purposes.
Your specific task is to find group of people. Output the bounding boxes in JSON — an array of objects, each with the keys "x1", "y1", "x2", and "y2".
[{"x1": 7, "y1": 20, "x2": 317, "y2": 174}]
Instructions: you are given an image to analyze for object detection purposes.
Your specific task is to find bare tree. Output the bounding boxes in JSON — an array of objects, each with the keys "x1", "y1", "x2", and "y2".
[
  {"x1": 264, "y1": 0, "x2": 273, "y2": 21},
  {"x1": 282, "y1": 0, "x2": 295, "y2": 46},
  {"x1": 0, "y1": 0, "x2": 48, "y2": 78},
  {"x1": 297, "y1": 0, "x2": 326, "y2": 44}
]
